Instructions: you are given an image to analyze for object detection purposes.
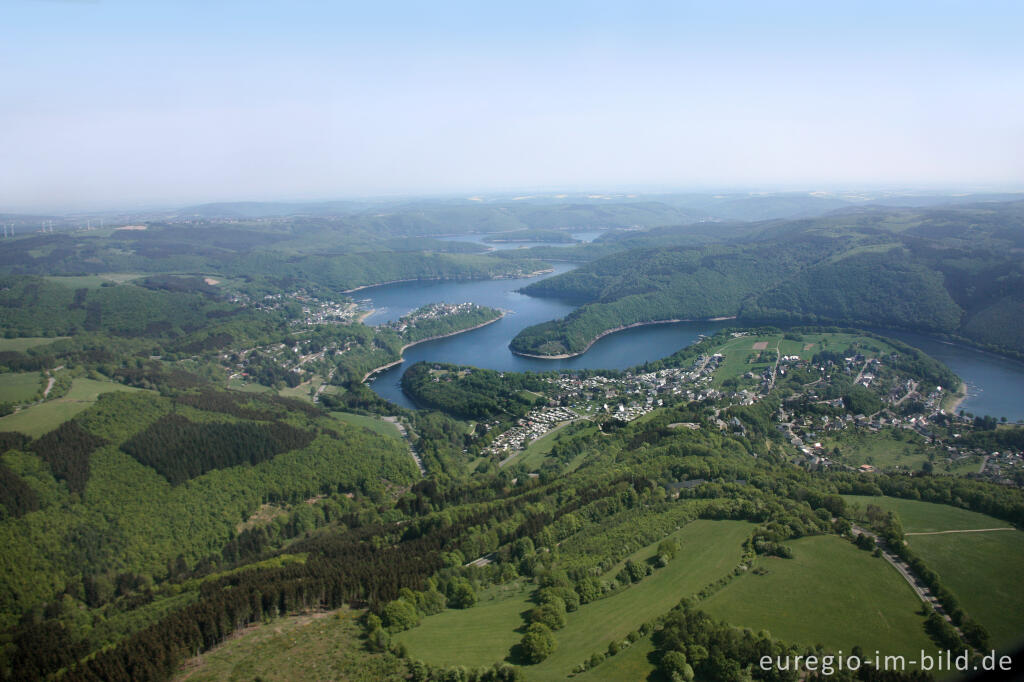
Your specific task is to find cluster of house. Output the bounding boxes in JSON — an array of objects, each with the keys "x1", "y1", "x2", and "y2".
[
  {"x1": 221, "y1": 338, "x2": 351, "y2": 386},
  {"x1": 483, "y1": 406, "x2": 579, "y2": 455},
  {"x1": 289, "y1": 297, "x2": 363, "y2": 327},
  {"x1": 379, "y1": 302, "x2": 483, "y2": 333},
  {"x1": 977, "y1": 450, "x2": 1024, "y2": 486},
  {"x1": 547, "y1": 355, "x2": 723, "y2": 408},
  {"x1": 229, "y1": 289, "x2": 366, "y2": 327}
]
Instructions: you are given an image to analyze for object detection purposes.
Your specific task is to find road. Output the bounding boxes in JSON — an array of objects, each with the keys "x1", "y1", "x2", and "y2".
[
  {"x1": 851, "y1": 524, "x2": 968, "y2": 641},
  {"x1": 382, "y1": 416, "x2": 425, "y2": 475}
]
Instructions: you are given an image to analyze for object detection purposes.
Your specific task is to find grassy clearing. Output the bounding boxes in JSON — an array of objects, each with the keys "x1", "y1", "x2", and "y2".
[
  {"x1": 702, "y1": 535, "x2": 933, "y2": 656},
  {"x1": 529, "y1": 520, "x2": 752, "y2": 680},
  {"x1": 394, "y1": 582, "x2": 534, "y2": 670},
  {"x1": 278, "y1": 378, "x2": 320, "y2": 401},
  {"x1": 579, "y1": 635, "x2": 657, "y2": 680},
  {"x1": 712, "y1": 334, "x2": 778, "y2": 386},
  {"x1": 823, "y1": 428, "x2": 935, "y2": 473},
  {"x1": 43, "y1": 273, "x2": 142, "y2": 288},
  {"x1": 711, "y1": 331, "x2": 899, "y2": 386},
  {"x1": 331, "y1": 411, "x2": 402, "y2": 440},
  {"x1": 0, "y1": 337, "x2": 69, "y2": 352},
  {"x1": 0, "y1": 378, "x2": 144, "y2": 437},
  {"x1": 909, "y1": 529, "x2": 1024, "y2": 650},
  {"x1": 396, "y1": 520, "x2": 751, "y2": 680},
  {"x1": 840, "y1": 495, "x2": 1023, "y2": 648},
  {"x1": 514, "y1": 420, "x2": 582, "y2": 470},
  {"x1": 840, "y1": 495, "x2": 1012, "y2": 533},
  {"x1": 0, "y1": 372, "x2": 43, "y2": 404},
  {"x1": 175, "y1": 607, "x2": 406, "y2": 682},
  {"x1": 226, "y1": 377, "x2": 273, "y2": 393}
]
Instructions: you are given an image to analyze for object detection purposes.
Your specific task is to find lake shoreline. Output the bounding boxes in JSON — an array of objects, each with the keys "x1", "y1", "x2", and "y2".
[
  {"x1": 510, "y1": 316, "x2": 737, "y2": 360},
  {"x1": 342, "y1": 269, "x2": 555, "y2": 294},
  {"x1": 944, "y1": 381, "x2": 969, "y2": 415},
  {"x1": 362, "y1": 313, "x2": 506, "y2": 382}
]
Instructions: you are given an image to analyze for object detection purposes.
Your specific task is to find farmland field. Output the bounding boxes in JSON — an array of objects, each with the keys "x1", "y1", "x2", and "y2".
[
  {"x1": 711, "y1": 331, "x2": 900, "y2": 386},
  {"x1": 841, "y1": 496, "x2": 1024, "y2": 650},
  {"x1": 0, "y1": 337, "x2": 69, "y2": 352},
  {"x1": 331, "y1": 411, "x2": 402, "y2": 440},
  {"x1": 0, "y1": 378, "x2": 144, "y2": 437},
  {"x1": 174, "y1": 607, "x2": 405, "y2": 682},
  {"x1": 513, "y1": 421, "x2": 593, "y2": 471},
  {"x1": 910, "y1": 529, "x2": 1024, "y2": 650},
  {"x1": 579, "y1": 635, "x2": 657, "y2": 680},
  {"x1": 0, "y1": 372, "x2": 42, "y2": 404},
  {"x1": 841, "y1": 495, "x2": 1013, "y2": 533},
  {"x1": 393, "y1": 582, "x2": 534, "y2": 670},
  {"x1": 43, "y1": 273, "x2": 142, "y2": 288},
  {"x1": 823, "y1": 429, "x2": 937, "y2": 473},
  {"x1": 702, "y1": 534, "x2": 933, "y2": 656},
  {"x1": 396, "y1": 520, "x2": 752, "y2": 680}
]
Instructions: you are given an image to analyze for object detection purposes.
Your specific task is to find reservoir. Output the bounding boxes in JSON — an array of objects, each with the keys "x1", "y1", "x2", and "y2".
[
  {"x1": 361, "y1": 269, "x2": 1024, "y2": 420},
  {"x1": 360, "y1": 264, "x2": 729, "y2": 409}
]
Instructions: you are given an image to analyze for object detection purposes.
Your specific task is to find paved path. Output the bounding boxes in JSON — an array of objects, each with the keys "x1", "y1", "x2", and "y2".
[
  {"x1": 383, "y1": 416, "x2": 425, "y2": 475},
  {"x1": 851, "y1": 524, "x2": 969, "y2": 642}
]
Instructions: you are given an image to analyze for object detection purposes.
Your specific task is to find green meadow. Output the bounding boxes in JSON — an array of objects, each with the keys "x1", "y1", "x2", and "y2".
[
  {"x1": 174, "y1": 607, "x2": 405, "y2": 682},
  {"x1": 0, "y1": 378, "x2": 144, "y2": 437},
  {"x1": 841, "y1": 495, "x2": 1013, "y2": 533},
  {"x1": 0, "y1": 337, "x2": 69, "y2": 352},
  {"x1": 0, "y1": 372, "x2": 43, "y2": 404},
  {"x1": 330, "y1": 411, "x2": 403, "y2": 440},
  {"x1": 702, "y1": 534, "x2": 933, "y2": 656},
  {"x1": 396, "y1": 520, "x2": 753, "y2": 680}
]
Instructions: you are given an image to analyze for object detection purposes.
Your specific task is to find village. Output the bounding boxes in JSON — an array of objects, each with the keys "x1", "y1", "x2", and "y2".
[
  {"x1": 473, "y1": 337, "x2": 1023, "y2": 488},
  {"x1": 378, "y1": 302, "x2": 485, "y2": 334}
]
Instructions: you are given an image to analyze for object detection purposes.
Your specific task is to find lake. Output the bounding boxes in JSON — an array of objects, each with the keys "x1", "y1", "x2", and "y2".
[
  {"x1": 437, "y1": 229, "x2": 607, "y2": 251},
  {"x1": 360, "y1": 269, "x2": 1024, "y2": 420},
  {"x1": 879, "y1": 330, "x2": 1024, "y2": 422}
]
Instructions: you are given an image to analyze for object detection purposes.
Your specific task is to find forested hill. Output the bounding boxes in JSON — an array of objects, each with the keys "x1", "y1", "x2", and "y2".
[{"x1": 510, "y1": 200, "x2": 1024, "y2": 359}]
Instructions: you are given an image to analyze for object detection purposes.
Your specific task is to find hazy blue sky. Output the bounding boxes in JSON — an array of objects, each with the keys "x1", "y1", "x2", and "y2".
[{"x1": 2, "y1": 1, "x2": 1022, "y2": 210}]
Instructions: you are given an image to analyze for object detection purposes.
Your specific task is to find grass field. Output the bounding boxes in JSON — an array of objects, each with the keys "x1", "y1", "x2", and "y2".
[
  {"x1": 841, "y1": 495, "x2": 1013, "y2": 533},
  {"x1": 909, "y1": 530, "x2": 1024, "y2": 650},
  {"x1": 841, "y1": 495, "x2": 1023, "y2": 648},
  {"x1": 43, "y1": 273, "x2": 142, "y2": 288},
  {"x1": 331, "y1": 411, "x2": 402, "y2": 440},
  {"x1": 712, "y1": 334, "x2": 778, "y2": 386},
  {"x1": 710, "y1": 331, "x2": 899, "y2": 387},
  {"x1": 513, "y1": 420, "x2": 584, "y2": 470},
  {"x1": 823, "y1": 428, "x2": 935, "y2": 472},
  {"x1": 226, "y1": 377, "x2": 272, "y2": 393},
  {"x1": 0, "y1": 337, "x2": 69, "y2": 352},
  {"x1": 0, "y1": 378, "x2": 143, "y2": 437},
  {"x1": 702, "y1": 535, "x2": 933, "y2": 656},
  {"x1": 842, "y1": 496, "x2": 1023, "y2": 649},
  {"x1": 175, "y1": 607, "x2": 406, "y2": 682},
  {"x1": 278, "y1": 378, "x2": 320, "y2": 401},
  {"x1": 579, "y1": 635, "x2": 658, "y2": 680},
  {"x1": 393, "y1": 582, "x2": 534, "y2": 670},
  {"x1": 396, "y1": 520, "x2": 752, "y2": 680},
  {"x1": 0, "y1": 372, "x2": 43, "y2": 404}
]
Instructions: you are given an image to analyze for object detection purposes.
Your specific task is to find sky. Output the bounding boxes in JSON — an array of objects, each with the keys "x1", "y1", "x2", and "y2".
[{"x1": 2, "y1": 0, "x2": 1023, "y2": 211}]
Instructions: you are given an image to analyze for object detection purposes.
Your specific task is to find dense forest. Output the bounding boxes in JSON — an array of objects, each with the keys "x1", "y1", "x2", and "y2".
[
  {"x1": 511, "y1": 200, "x2": 1024, "y2": 359},
  {"x1": 401, "y1": 363, "x2": 547, "y2": 420}
]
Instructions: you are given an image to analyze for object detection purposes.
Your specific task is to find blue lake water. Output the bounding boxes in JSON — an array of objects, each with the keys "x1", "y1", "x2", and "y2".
[
  {"x1": 360, "y1": 269, "x2": 1024, "y2": 420},
  {"x1": 360, "y1": 265, "x2": 729, "y2": 409},
  {"x1": 878, "y1": 330, "x2": 1024, "y2": 422},
  {"x1": 437, "y1": 230, "x2": 606, "y2": 251}
]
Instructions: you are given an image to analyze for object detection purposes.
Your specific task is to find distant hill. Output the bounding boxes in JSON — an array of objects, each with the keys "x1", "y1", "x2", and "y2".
[{"x1": 510, "y1": 200, "x2": 1024, "y2": 359}]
